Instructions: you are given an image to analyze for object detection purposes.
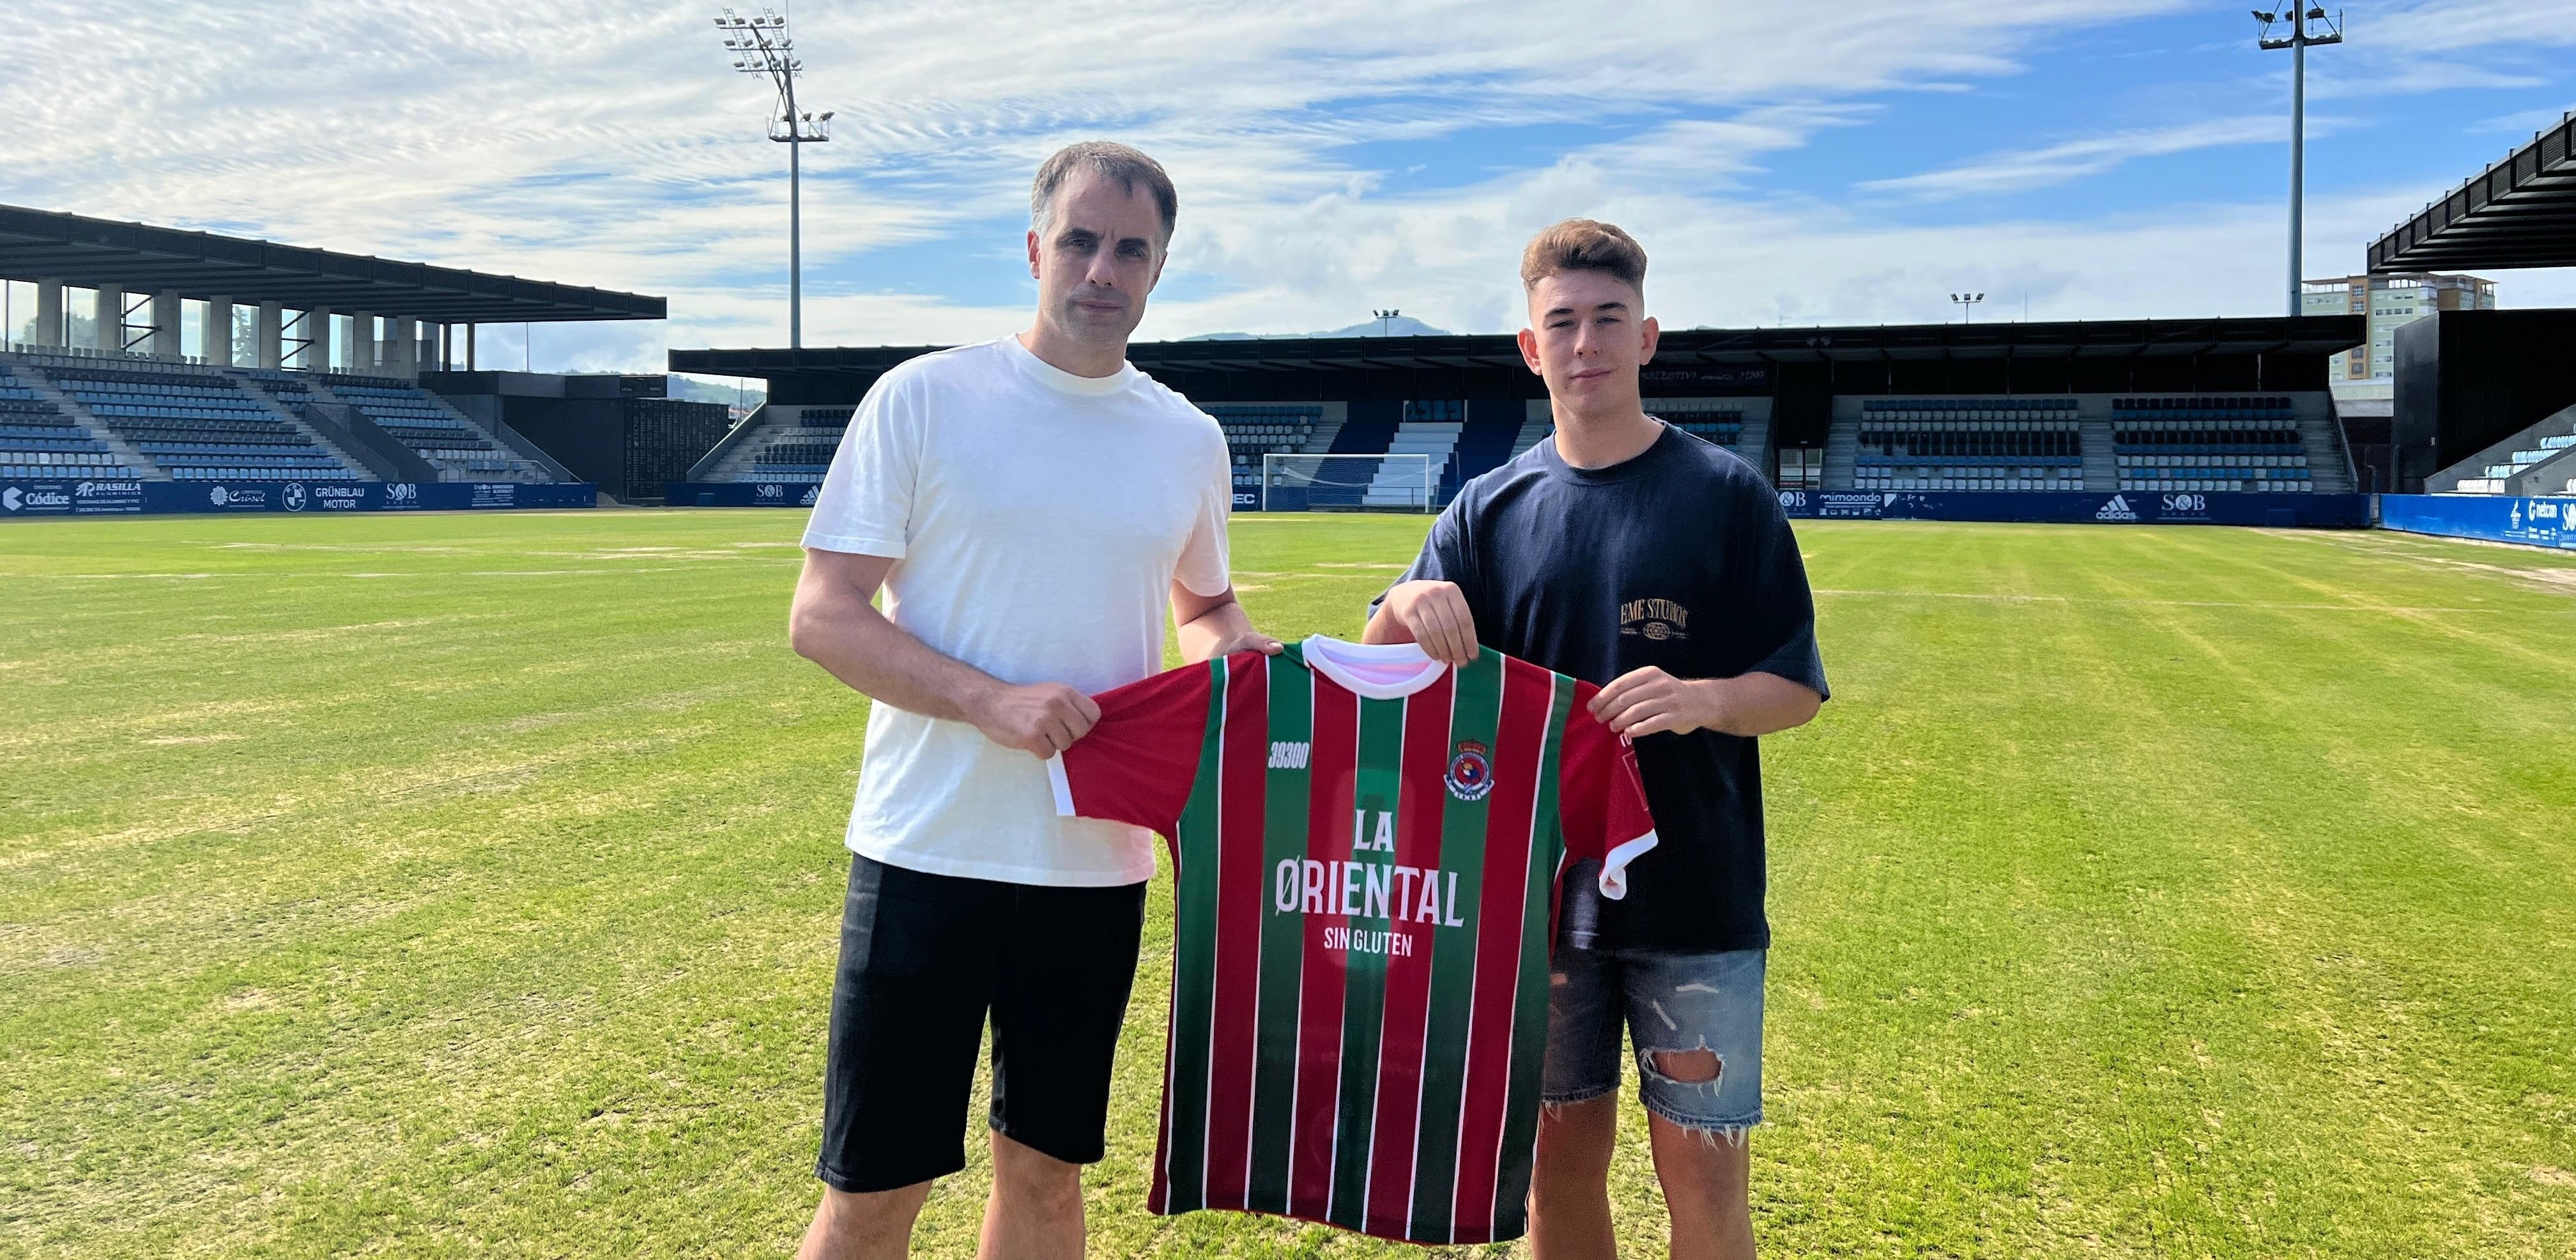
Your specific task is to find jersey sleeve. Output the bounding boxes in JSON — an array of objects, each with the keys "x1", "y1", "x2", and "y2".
[
  {"x1": 1046, "y1": 661, "x2": 1220, "y2": 838},
  {"x1": 1558, "y1": 682, "x2": 1659, "y2": 900}
]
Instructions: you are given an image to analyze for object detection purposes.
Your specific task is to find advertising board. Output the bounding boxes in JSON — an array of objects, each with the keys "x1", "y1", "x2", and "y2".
[
  {"x1": 1773, "y1": 489, "x2": 2371, "y2": 528},
  {"x1": 2379, "y1": 495, "x2": 2576, "y2": 549},
  {"x1": 0, "y1": 480, "x2": 597, "y2": 518}
]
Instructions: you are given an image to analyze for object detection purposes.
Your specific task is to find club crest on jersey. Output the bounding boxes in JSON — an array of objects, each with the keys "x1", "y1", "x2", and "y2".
[{"x1": 1446, "y1": 741, "x2": 1494, "y2": 801}]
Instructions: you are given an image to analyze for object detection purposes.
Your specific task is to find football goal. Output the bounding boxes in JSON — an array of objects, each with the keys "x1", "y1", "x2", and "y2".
[{"x1": 1260, "y1": 453, "x2": 1436, "y2": 512}]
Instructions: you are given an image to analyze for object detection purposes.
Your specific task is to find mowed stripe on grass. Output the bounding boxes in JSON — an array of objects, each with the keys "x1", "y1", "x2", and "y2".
[{"x1": 2, "y1": 511, "x2": 2571, "y2": 1258}]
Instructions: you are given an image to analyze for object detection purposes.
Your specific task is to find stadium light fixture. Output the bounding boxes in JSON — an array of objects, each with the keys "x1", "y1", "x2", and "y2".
[
  {"x1": 1951, "y1": 293, "x2": 1984, "y2": 324},
  {"x1": 1373, "y1": 308, "x2": 1400, "y2": 337},
  {"x1": 2255, "y1": 4, "x2": 2342, "y2": 317},
  {"x1": 712, "y1": 5, "x2": 831, "y2": 350}
]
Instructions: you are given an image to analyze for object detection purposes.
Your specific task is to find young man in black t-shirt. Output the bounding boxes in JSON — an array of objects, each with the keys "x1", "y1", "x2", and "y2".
[{"x1": 1363, "y1": 219, "x2": 1827, "y2": 1260}]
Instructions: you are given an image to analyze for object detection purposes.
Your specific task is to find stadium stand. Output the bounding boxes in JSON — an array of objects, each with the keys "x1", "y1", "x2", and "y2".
[
  {"x1": 1368, "y1": 399, "x2": 1462, "y2": 507},
  {"x1": 686, "y1": 403, "x2": 855, "y2": 485},
  {"x1": 1274, "y1": 406, "x2": 1399, "y2": 509},
  {"x1": 1447, "y1": 406, "x2": 1523, "y2": 490},
  {"x1": 0, "y1": 361, "x2": 144, "y2": 480},
  {"x1": 309, "y1": 375, "x2": 551, "y2": 482},
  {"x1": 1509, "y1": 410, "x2": 1552, "y2": 460},
  {"x1": 2428, "y1": 402, "x2": 2576, "y2": 496},
  {"x1": 1650, "y1": 398, "x2": 1770, "y2": 476},
  {"x1": 1498, "y1": 402, "x2": 1767, "y2": 483},
  {"x1": 1297, "y1": 410, "x2": 1345, "y2": 456},
  {"x1": 1208, "y1": 404, "x2": 1321, "y2": 503},
  {"x1": 6, "y1": 351, "x2": 364, "y2": 482},
  {"x1": 2112, "y1": 396, "x2": 2312, "y2": 493},
  {"x1": 1803, "y1": 393, "x2": 2349, "y2": 494},
  {"x1": 1854, "y1": 398, "x2": 2085, "y2": 493},
  {"x1": 673, "y1": 316, "x2": 2371, "y2": 507}
]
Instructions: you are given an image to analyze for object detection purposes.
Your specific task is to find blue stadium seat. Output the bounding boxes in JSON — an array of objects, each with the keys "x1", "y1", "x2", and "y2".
[
  {"x1": 24, "y1": 359, "x2": 362, "y2": 482},
  {"x1": 2112, "y1": 396, "x2": 2310, "y2": 493},
  {"x1": 305, "y1": 374, "x2": 546, "y2": 482},
  {"x1": 1853, "y1": 398, "x2": 2085, "y2": 492},
  {"x1": 1207, "y1": 404, "x2": 1324, "y2": 502}
]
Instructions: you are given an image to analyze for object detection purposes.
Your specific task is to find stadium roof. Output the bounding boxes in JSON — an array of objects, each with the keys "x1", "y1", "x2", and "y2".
[
  {"x1": 2368, "y1": 111, "x2": 2576, "y2": 273},
  {"x1": 673, "y1": 316, "x2": 2363, "y2": 380},
  {"x1": 0, "y1": 204, "x2": 665, "y2": 323}
]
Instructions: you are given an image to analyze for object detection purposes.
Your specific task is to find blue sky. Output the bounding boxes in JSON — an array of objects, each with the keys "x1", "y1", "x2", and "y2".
[{"x1": 3, "y1": 0, "x2": 2570, "y2": 373}]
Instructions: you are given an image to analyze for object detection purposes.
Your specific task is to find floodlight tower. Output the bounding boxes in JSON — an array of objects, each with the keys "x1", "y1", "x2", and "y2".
[
  {"x1": 714, "y1": 6, "x2": 832, "y2": 349},
  {"x1": 2255, "y1": 5, "x2": 2343, "y2": 316},
  {"x1": 1373, "y1": 308, "x2": 1401, "y2": 337},
  {"x1": 1951, "y1": 293, "x2": 1984, "y2": 324}
]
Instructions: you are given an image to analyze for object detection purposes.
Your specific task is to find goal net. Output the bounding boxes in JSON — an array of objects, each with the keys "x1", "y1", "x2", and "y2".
[{"x1": 1261, "y1": 453, "x2": 1436, "y2": 512}]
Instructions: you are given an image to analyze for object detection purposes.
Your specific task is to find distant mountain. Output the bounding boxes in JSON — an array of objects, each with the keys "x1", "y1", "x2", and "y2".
[
  {"x1": 666, "y1": 374, "x2": 765, "y2": 408},
  {"x1": 1183, "y1": 314, "x2": 1452, "y2": 341}
]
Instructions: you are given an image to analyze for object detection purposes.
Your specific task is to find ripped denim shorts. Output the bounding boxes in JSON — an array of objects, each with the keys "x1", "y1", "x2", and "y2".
[{"x1": 1542, "y1": 946, "x2": 1765, "y2": 1135}]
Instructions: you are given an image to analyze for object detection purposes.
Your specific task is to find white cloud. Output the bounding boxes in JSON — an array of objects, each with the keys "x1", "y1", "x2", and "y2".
[
  {"x1": 1857, "y1": 119, "x2": 2290, "y2": 200},
  {"x1": 2296, "y1": 0, "x2": 2576, "y2": 100},
  {"x1": 2471, "y1": 105, "x2": 2576, "y2": 134},
  {"x1": 6, "y1": 0, "x2": 2566, "y2": 372},
  {"x1": 2347, "y1": 0, "x2": 2576, "y2": 56}
]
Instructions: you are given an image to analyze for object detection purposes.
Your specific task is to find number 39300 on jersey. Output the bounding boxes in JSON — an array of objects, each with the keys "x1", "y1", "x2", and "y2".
[{"x1": 1047, "y1": 636, "x2": 1657, "y2": 1245}]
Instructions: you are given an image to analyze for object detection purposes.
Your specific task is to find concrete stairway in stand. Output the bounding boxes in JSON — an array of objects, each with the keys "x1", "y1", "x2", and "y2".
[
  {"x1": 2080, "y1": 417, "x2": 2119, "y2": 491},
  {"x1": 2430, "y1": 403, "x2": 2576, "y2": 495},
  {"x1": 1366, "y1": 419, "x2": 1462, "y2": 507},
  {"x1": 1820, "y1": 419, "x2": 1861, "y2": 490}
]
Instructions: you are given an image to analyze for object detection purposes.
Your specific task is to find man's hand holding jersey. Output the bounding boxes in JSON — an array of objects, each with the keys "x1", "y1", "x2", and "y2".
[
  {"x1": 967, "y1": 680, "x2": 1102, "y2": 757},
  {"x1": 1589, "y1": 667, "x2": 1823, "y2": 739},
  {"x1": 1370, "y1": 579, "x2": 1480, "y2": 666}
]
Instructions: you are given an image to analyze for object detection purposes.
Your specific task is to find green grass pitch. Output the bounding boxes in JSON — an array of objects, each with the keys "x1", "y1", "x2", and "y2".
[{"x1": 4, "y1": 510, "x2": 2573, "y2": 1258}]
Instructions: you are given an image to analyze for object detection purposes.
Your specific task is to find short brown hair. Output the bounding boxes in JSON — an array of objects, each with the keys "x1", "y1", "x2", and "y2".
[
  {"x1": 1519, "y1": 218, "x2": 1646, "y2": 291},
  {"x1": 1031, "y1": 141, "x2": 1178, "y2": 243}
]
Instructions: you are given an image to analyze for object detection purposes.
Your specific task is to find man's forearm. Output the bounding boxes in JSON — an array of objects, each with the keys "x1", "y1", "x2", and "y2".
[
  {"x1": 1176, "y1": 593, "x2": 1256, "y2": 664},
  {"x1": 1693, "y1": 672, "x2": 1821, "y2": 737},
  {"x1": 790, "y1": 585, "x2": 1001, "y2": 723}
]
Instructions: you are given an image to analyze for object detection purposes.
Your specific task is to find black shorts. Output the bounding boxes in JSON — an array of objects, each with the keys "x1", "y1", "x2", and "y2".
[{"x1": 816, "y1": 853, "x2": 1148, "y2": 1194}]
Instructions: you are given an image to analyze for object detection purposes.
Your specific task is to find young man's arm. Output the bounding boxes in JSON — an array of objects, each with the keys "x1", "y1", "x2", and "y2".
[
  {"x1": 788, "y1": 548, "x2": 1100, "y2": 757},
  {"x1": 1587, "y1": 668, "x2": 1820, "y2": 739},
  {"x1": 1593, "y1": 481, "x2": 1827, "y2": 739},
  {"x1": 1172, "y1": 583, "x2": 1282, "y2": 664}
]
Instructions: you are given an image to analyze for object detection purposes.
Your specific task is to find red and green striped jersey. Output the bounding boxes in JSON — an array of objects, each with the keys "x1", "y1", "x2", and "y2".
[{"x1": 1047, "y1": 636, "x2": 1657, "y2": 1245}]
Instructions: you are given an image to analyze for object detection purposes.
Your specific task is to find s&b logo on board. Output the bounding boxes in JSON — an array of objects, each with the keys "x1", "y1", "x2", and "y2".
[{"x1": 1446, "y1": 740, "x2": 1494, "y2": 802}]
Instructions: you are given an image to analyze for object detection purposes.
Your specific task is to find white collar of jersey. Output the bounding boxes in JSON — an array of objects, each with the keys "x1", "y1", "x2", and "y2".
[{"x1": 1300, "y1": 635, "x2": 1450, "y2": 700}]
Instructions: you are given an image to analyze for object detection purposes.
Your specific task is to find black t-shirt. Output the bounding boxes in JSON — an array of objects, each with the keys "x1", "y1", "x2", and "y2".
[{"x1": 1374, "y1": 422, "x2": 1827, "y2": 953}]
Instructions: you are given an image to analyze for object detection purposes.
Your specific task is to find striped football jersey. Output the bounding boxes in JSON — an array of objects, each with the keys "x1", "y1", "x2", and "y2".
[{"x1": 1046, "y1": 636, "x2": 1657, "y2": 1245}]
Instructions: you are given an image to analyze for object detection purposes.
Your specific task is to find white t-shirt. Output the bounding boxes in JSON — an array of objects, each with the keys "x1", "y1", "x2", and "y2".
[{"x1": 802, "y1": 335, "x2": 1233, "y2": 886}]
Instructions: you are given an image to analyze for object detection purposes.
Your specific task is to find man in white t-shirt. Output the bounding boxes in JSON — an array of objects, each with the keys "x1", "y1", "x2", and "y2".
[{"x1": 786, "y1": 142, "x2": 1277, "y2": 1260}]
